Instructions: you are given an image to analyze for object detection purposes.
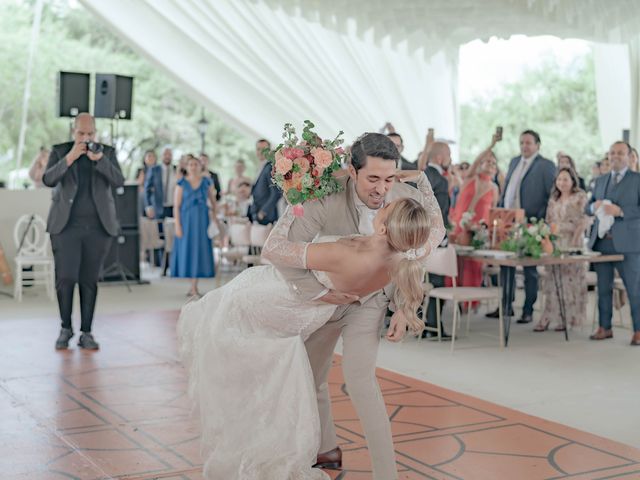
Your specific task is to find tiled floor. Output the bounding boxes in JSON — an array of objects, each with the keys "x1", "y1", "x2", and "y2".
[{"x1": 1, "y1": 310, "x2": 639, "y2": 480}]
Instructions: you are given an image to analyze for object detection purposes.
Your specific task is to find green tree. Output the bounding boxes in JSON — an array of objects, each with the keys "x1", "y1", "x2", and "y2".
[
  {"x1": 0, "y1": 0, "x2": 254, "y2": 185},
  {"x1": 460, "y1": 53, "x2": 601, "y2": 178}
]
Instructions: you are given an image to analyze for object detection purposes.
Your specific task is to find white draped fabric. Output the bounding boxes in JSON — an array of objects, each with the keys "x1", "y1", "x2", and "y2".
[
  {"x1": 593, "y1": 43, "x2": 631, "y2": 150},
  {"x1": 79, "y1": 0, "x2": 640, "y2": 154},
  {"x1": 80, "y1": 0, "x2": 458, "y2": 158}
]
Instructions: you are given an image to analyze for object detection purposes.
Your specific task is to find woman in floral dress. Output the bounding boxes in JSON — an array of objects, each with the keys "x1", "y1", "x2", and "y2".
[{"x1": 534, "y1": 168, "x2": 589, "y2": 331}]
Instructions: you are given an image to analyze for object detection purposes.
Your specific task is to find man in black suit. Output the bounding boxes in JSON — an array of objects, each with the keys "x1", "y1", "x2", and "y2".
[
  {"x1": 387, "y1": 132, "x2": 418, "y2": 171},
  {"x1": 250, "y1": 138, "x2": 281, "y2": 225},
  {"x1": 43, "y1": 113, "x2": 124, "y2": 350},
  {"x1": 419, "y1": 138, "x2": 452, "y2": 339},
  {"x1": 486, "y1": 130, "x2": 556, "y2": 323},
  {"x1": 199, "y1": 153, "x2": 222, "y2": 202}
]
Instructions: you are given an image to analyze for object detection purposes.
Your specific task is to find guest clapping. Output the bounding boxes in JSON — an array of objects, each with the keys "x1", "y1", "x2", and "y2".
[
  {"x1": 534, "y1": 168, "x2": 588, "y2": 331},
  {"x1": 171, "y1": 156, "x2": 220, "y2": 298}
]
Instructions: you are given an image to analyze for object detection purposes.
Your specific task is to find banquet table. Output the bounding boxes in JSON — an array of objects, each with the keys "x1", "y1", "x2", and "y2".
[{"x1": 456, "y1": 250, "x2": 624, "y2": 346}]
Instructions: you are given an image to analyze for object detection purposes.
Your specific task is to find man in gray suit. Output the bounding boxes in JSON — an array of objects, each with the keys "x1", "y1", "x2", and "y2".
[
  {"x1": 43, "y1": 113, "x2": 124, "y2": 350},
  {"x1": 588, "y1": 141, "x2": 640, "y2": 345},
  {"x1": 273, "y1": 133, "x2": 445, "y2": 479},
  {"x1": 487, "y1": 130, "x2": 556, "y2": 323}
]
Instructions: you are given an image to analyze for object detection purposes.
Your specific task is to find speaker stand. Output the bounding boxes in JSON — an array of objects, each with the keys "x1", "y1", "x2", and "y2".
[{"x1": 100, "y1": 237, "x2": 138, "y2": 292}]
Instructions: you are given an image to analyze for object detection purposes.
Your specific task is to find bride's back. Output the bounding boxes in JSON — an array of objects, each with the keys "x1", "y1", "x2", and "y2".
[{"x1": 321, "y1": 237, "x2": 396, "y2": 297}]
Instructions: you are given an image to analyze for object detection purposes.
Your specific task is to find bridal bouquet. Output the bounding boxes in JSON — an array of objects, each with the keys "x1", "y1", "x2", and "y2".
[
  {"x1": 500, "y1": 218, "x2": 557, "y2": 258},
  {"x1": 267, "y1": 121, "x2": 347, "y2": 216}
]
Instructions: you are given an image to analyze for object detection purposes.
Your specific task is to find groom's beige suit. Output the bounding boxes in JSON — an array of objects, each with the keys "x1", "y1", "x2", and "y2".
[{"x1": 275, "y1": 174, "x2": 443, "y2": 479}]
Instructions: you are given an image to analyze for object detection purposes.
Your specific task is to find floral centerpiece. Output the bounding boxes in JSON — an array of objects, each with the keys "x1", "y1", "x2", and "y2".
[
  {"x1": 455, "y1": 213, "x2": 490, "y2": 249},
  {"x1": 266, "y1": 121, "x2": 347, "y2": 216},
  {"x1": 500, "y1": 218, "x2": 557, "y2": 258}
]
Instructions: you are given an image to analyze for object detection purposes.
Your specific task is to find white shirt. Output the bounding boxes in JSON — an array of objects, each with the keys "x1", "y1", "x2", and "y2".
[
  {"x1": 611, "y1": 167, "x2": 628, "y2": 185},
  {"x1": 353, "y1": 187, "x2": 380, "y2": 235},
  {"x1": 504, "y1": 154, "x2": 536, "y2": 209},
  {"x1": 161, "y1": 163, "x2": 177, "y2": 207},
  {"x1": 430, "y1": 163, "x2": 444, "y2": 176}
]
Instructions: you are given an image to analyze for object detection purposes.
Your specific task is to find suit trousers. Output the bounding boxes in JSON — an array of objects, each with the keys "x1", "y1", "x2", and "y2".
[
  {"x1": 50, "y1": 225, "x2": 112, "y2": 333},
  {"x1": 305, "y1": 295, "x2": 397, "y2": 480},
  {"x1": 501, "y1": 265, "x2": 538, "y2": 315},
  {"x1": 593, "y1": 238, "x2": 640, "y2": 332}
]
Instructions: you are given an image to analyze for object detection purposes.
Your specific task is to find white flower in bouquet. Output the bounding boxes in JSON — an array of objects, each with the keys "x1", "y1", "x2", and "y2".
[
  {"x1": 527, "y1": 225, "x2": 537, "y2": 235},
  {"x1": 460, "y1": 211, "x2": 474, "y2": 229}
]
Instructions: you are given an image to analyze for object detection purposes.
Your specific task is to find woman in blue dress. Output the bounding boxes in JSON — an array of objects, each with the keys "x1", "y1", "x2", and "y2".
[{"x1": 171, "y1": 156, "x2": 220, "y2": 297}]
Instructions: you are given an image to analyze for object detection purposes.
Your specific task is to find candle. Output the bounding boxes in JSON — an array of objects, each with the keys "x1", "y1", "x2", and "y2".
[{"x1": 492, "y1": 219, "x2": 498, "y2": 248}]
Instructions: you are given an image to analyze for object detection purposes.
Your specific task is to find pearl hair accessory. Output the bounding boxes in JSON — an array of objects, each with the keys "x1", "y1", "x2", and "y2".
[{"x1": 400, "y1": 247, "x2": 426, "y2": 260}]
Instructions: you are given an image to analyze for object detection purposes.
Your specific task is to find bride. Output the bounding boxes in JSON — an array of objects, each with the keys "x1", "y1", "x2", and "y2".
[{"x1": 178, "y1": 191, "x2": 433, "y2": 479}]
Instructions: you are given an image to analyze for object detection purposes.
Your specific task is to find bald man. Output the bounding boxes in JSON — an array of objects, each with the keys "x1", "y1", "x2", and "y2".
[
  {"x1": 43, "y1": 113, "x2": 124, "y2": 350},
  {"x1": 420, "y1": 140, "x2": 452, "y2": 339}
]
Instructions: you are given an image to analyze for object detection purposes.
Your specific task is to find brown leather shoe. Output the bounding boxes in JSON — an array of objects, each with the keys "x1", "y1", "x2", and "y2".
[
  {"x1": 313, "y1": 447, "x2": 342, "y2": 469},
  {"x1": 631, "y1": 332, "x2": 640, "y2": 346},
  {"x1": 590, "y1": 327, "x2": 613, "y2": 340}
]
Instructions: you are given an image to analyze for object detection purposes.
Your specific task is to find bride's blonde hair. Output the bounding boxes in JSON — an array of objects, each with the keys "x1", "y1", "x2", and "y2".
[{"x1": 384, "y1": 198, "x2": 431, "y2": 335}]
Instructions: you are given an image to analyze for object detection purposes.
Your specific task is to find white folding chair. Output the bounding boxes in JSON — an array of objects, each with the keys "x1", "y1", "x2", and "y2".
[
  {"x1": 242, "y1": 223, "x2": 272, "y2": 266},
  {"x1": 226, "y1": 222, "x2": 252, "y2": 269},
  {"x1": 422, "y1": 246, "x2": 504, "y2": 352},
  {"x1": 13, "y1": 214, "x2": 54, "y2": 301},
  {"x1": 161, "y1": 218, "x2": 176, "y2": 273}
]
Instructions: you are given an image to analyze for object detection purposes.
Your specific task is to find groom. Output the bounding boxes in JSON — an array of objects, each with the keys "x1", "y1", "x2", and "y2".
[{"x1": 272, "y1": 133, "x2": 444, "y2": 479}]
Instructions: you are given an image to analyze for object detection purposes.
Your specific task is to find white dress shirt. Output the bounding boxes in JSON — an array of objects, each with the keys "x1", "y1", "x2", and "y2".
[{"x1": 504, "y1": 154, "x2": 536, "y2": 209}]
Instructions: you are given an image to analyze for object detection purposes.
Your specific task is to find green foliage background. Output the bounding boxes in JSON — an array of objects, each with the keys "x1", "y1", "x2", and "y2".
[
  {"x1": 0, "y1": 0, "x2": 255, "y2": 184},
  {"x1": 0, "y1": 1, "x2": 602, "y2": 185},
  {"x1": 459, "y1": 54, "x2": 602, "y2": 178}
]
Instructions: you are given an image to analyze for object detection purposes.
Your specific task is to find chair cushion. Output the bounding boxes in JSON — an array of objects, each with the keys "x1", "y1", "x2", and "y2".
[{"x1": 429, "y1": 286, "x2": 501, "y2": 301}]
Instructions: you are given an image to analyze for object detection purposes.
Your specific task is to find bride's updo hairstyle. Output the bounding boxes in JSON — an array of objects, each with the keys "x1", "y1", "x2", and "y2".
[{"x1": 384, "y1": 198, "x2": 430, "y2": 334}]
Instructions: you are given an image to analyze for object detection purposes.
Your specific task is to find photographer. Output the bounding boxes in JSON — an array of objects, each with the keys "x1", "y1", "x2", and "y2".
[{"x1": 43, "y1": 113, "x2": 124, "y2": 350}]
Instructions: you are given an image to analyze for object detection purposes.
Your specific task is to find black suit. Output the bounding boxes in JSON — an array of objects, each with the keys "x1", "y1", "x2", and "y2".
[
  {"x1": 423, "y1": 165, "x2": 450, "y2": 331},
  {"x1": 43, "y1": 142, "x2": 125, "y2": 333},
  {"x1": 207, "y1": 170, "x2": 222, "y2": 201}
]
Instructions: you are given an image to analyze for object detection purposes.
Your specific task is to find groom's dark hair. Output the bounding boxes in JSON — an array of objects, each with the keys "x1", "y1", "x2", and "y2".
[{"x1": 350, "y1": 133, "x2": 399, "y2": 171}]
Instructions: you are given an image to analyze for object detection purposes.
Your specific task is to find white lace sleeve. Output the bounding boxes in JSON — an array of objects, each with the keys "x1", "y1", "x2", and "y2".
[
  {"x1": 261, "y1": 207, "x2": 310, "y2": 269},
  {"x1": 416, "y1": 172, "x2": 446, "y2": 254}
]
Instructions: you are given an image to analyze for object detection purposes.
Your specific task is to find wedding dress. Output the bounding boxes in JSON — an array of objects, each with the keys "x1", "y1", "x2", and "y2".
[{"x1": 178, "y1": 210, "x2": 340, "y2": 480}]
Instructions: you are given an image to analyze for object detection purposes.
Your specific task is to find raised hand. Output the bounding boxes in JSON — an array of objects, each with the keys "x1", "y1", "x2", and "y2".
[{"x1": 65, "y1": 141, "x2": 87, "y2": 166}]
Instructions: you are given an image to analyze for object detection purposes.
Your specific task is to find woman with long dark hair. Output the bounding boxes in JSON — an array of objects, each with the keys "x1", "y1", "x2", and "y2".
[{"x1": 534, "y1": 167, "x2": 589, "y2": 331}]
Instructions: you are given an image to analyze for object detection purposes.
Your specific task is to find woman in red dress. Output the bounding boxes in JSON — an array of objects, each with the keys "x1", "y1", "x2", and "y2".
[{"x1": 449, "y1": 136, "x2": 500, "y2": 309}]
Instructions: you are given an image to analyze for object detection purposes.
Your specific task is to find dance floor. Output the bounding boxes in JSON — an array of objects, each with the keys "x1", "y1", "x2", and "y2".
[{"x1": 1, "y1": 310, "x2": 639, "y2": 480}]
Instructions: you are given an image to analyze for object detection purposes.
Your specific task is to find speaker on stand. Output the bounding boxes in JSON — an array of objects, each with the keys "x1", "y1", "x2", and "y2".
[
  {"x1": 94, "y1": 73, "x2": 134, "y2": 145},
  {"x1": 100, "y1": 185, "x2": 146, "y2": 288},
  {"x1": 57, "y1": 71, "x2": 90, "y2": 138}
]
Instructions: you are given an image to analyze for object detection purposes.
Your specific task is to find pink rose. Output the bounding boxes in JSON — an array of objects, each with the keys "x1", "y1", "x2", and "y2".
[
  {"x1": 311, "y1": 147, "x2": 333, "y2": 170},
  {"x1": 275, "y1": 149, "x2": 293, "y2": 174},
  {"x1": 293, "y1": 156, "x2": 310, "y2": 173},
  {"x1": 335, "y1": 147, "x2": 345, "y2": 155},
  {"x1": 282, "y1": 147, "x2": 305, "y2": 160}
]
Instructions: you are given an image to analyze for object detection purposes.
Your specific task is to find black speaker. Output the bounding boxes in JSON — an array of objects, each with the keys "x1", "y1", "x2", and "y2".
[
  {"x1": 101, "y1": 229, "x2": 140, "y2": 282},
  {"x1": 113, "y1": 184, "x2": 139, "y2": 229},
  {"x1": 57, "y1": 71, "x2": 90, "y2": 117},
  {"x1": 94, "y1": 74, "x2": 134, "y2": 119},
  {"x1": 623, "y1": 129, "x2": 631, "y2": 143}
]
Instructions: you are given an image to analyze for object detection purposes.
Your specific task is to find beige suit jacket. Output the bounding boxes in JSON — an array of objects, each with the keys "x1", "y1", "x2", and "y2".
[{"x1": 275, "y1": 174, "x2": 443, "y2": 304}]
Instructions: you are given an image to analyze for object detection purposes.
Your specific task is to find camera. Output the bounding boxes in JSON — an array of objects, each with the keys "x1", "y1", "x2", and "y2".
[{"x1": 85, "y1": 141, "x2": 103, "y2": 154}]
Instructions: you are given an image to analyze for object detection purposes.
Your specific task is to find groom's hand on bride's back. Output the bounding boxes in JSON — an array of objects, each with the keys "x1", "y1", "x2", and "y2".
[{"x1": 319, "y1": 290, "x2": 360, "y2": 305}]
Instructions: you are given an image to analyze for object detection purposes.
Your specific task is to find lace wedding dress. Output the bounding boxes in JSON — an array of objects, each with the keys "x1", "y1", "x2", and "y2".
[{"x1": 178, "y1": 212, "x2": 339, "y2": 480}]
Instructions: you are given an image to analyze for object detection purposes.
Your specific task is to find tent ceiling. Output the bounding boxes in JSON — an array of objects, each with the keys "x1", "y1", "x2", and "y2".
[{"x1": 256, "y1": 0, "x2": 640, "y2": 53}]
